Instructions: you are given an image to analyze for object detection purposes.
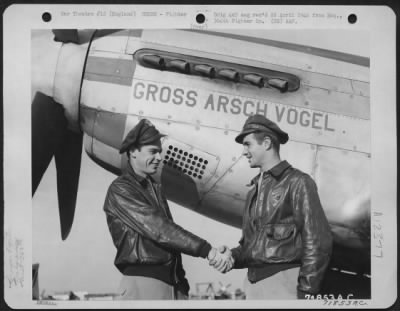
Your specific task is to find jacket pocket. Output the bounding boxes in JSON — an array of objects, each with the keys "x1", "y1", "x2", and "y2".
[
  {"x1": 266, "y1": 223, "x2": 295, "y2": 240},
  {"x1": 254, "y1": 223, "x2": 302, "y2": 263},
  {"x1": 136, "y1": 235, "x2": 173, "y2": 264},
  {"x1": 115, "y1": 228, "x2": 173, "y2": 267}
]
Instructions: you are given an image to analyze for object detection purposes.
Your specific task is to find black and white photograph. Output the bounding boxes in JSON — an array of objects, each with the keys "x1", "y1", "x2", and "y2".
[{"x1": 3, "y1": 5, "x2": 397, "y2": 309}]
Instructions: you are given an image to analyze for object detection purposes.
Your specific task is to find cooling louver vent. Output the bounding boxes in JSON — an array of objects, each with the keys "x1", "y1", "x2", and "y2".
[{"x1": 163, "y1": 145, "x2": 209, "y2": 179}]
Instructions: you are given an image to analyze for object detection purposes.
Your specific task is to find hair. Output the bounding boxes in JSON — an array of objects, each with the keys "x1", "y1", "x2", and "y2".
[
  {"x1": 126, "y1": 137, "x2": 162, "y2": 157},
  {"x1": 126, "y1": 144, "x2": 142, "y2": 157},
  {"x1": 253, "y1": 131, "x2": 280, "y2": 153}
]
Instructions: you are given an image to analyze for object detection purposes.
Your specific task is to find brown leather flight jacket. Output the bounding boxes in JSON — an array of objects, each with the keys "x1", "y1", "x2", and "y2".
[
  {"x1": 103, "y1": 163, "x2": 211, "y2": 293},
  {"x1": 231, "y1": 161, "x2": 333, "y2": 295}
]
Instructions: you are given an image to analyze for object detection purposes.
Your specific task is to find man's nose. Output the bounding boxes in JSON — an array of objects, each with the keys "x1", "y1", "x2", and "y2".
[
  {"x1": 242, "y1": 148, "x2": 248, "y2": 156},
  {"x1": 155, "y1": 152, "x2": 162, "y2": 161}
]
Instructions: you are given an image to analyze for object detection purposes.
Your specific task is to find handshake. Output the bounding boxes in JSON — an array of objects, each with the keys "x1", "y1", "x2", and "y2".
[{"x1": 207, "y1": 246, "x2": 234, "y2": 273}]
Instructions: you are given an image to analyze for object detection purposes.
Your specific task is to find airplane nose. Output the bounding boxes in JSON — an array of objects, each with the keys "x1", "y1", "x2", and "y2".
[
  {"x1": 53, "y1": 43, "x2": 90, "y2": 132},
  {"x1": 31, "y1": 31, "x2": 62, "y2": 101},
  {"x1": 32, "y1": 30, "x2": 91, "y2": 133},
  {"x1": 31, "y1": 30, "x2": 90, "y2": 241}
]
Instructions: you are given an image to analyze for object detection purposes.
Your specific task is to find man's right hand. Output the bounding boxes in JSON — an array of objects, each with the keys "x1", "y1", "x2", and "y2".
[{"x1": 207, "y1": 246, "x2": 234, "y2": 273}]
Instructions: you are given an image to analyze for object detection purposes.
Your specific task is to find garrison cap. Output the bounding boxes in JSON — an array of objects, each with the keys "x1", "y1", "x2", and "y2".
[
  {"x1": 235, "y1": 114, "x2": 289, "y2": 144},
  {"x1": 119, "y1": 119, "x2": 166, "y2": 154}
]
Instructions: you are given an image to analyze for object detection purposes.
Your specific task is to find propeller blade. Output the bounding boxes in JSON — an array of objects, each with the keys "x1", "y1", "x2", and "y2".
[
  {"x1": 32, "y1": 91, "x2": 83, "y2": 240},
  {"x1": 52, "y1": 29, "x2": 123, "y2": 45},
  {"x1": 54, "y1": 129, "x2": 83, "y2": 240},
  {"x1": 52, "y1": 29, "x2": 79, "y2": 44},
  {"x1": 32, "y1": 92, "x2": 67, "y2": 194},
  {"x1": 32, "y1": 263, "x2": 40, "y2": 300}
]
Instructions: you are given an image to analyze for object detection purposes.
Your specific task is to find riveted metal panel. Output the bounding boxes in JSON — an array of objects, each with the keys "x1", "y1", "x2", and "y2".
[
  {"x1": 126, "y1": 30, "x2": 369, "y2": 96},
  {"x1": 134, "y1": 48, "x2": 300, "y2": 92},
  {"x1": 138, "y1": 30, "x2": 369, "y2": 82},
  {"x1": 126, "y1": 114, "x2": 221, "y2": 188},
  {"x1": 351, "y1": 80, "x2": 370, "y2": 97},
  {"x1": 84, "y1": 54, "x2": 135, "y2": 86},
  {"x1": 300, "y1": 72, "x2": 353, "y2": 94},
  {"x1": 126, "y1": 33, "x2": 146, "y2": 55},
  {"x1": 202, "y1": 157, "x2": 255, "y2": 203},
  {"x1": 183, "y1": 138, "x2": 317, "y2": 229},
  {"x1": 299, "y1": 86, "x2": 369, "y2": 120},
  {"x1": 198, "y1": 191, "x2": 244, "y2": 228},
  {"x1": 92, "y1": 137, "x2": 123, "y2": 171},
  {"x1": 81, "y1": 105, "x2": 127, "y2": 150},
  {"x1": 87, "y1": 50, "x2": 133, "y2": 60},
  {"x1": 128, "y1": 69, "x2": 370, "y2": 153},
  {"x1": 161, "y1": 141, "x2": 215, "y2": 183},
  {"x1": 204, "y1": 140, "x2": 317, "y2": 204},
  {"x1": 85, "y1": 55, "x2": 133, "y2": 76},
  {"x1": 130, "y1": 56, "x2": 369, "y2": 119},
  {"x1": 90, "y1": 30, "x2": 131, "y2": 54},
  {"x1": 185, "y1": 30, "x2": 370, "y2": 67},
  {"x1": 280, "y1": 142, "x2": 318, "y2": 177},
  {"x1": 80, "y1": 79, "x2": 131, "y2": 112},
  {"x1": 83, "y1": 133, "x2": 93, "y2": 157},
  {"x1": 80, "y1": 105, "x2": 97, "y2": 138},
  {"x1": 314, "y1": 146, "x2": 370, "y2": 228}
]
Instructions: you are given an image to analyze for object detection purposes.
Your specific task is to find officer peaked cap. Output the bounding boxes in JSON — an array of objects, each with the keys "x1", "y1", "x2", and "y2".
[
  {"x1": 235, "y1": 114, "x2": 289, "y2": 144},
  {"x1": 119, "y1": 119, "x2": 166, "y2": 154}
]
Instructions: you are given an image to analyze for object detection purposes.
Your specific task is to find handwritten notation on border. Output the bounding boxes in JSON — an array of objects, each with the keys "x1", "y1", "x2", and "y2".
[
  {"x1": 5, "y1": 230, "x2": 25, "y2": 288},
  {"x1": 373, "y1": 211, "x2": 383, "y2": 258}
]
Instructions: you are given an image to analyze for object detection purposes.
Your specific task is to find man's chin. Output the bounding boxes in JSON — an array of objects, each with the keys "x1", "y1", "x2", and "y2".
[{"x1": 149, "y1": 166, "x2": 159, "y2": 174}]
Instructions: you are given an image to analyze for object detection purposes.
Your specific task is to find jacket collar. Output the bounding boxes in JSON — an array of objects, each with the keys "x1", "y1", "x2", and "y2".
[
  {"x1": 126, "y1": 161, "x2": 154, "y2": 187},
  {"x1": 250, "y1": 160, "x2": 291, "y2": 186}
]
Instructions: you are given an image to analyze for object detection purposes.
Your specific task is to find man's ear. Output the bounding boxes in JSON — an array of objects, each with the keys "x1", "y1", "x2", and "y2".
[
  {"x1": 128, "y1": 149, "x2": 137, "y2": 159},
  {"x1": 263, "y1": 136, "x2": 272, "y2": 150}
]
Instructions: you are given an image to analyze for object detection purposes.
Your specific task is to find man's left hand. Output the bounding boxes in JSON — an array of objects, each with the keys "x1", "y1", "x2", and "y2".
[{"x1": 209, "y1": 245, "x2": 234, "y2": 273}]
